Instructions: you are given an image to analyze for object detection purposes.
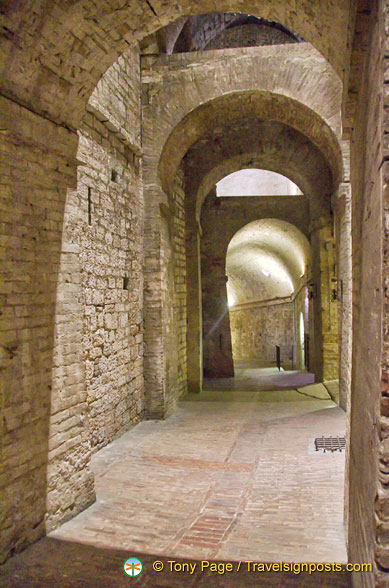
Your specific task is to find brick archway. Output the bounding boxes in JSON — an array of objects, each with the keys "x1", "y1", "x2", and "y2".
[
  {"x1": 1, "y1": 0, "x2": 352, "y2": 130},
  {"x1": 142, "y1": 43, "x2": 343, "y2": 419},
  {"x1": 178, "y1": 116, "x2": 338, "y2": 390}
]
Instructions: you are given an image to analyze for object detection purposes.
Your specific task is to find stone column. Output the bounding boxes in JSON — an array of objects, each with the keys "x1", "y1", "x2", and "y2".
[{"x1": 332, "y1": 182, "x2": 352, "y2": 412}]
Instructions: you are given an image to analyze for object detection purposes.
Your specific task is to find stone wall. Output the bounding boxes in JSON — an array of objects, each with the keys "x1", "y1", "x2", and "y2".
[
  {"x1": 309, "y1": 224, "x2": 339, "y2": 382},
  {"x1": 0, "y1": 46, "x2": 144, "y2": 560},
  {"x1": 154, "y1": 44, "x2": 344, "y2": 200},
  {"x1": 142, "y1": 43, "x2": 342, "y2": 392},
  {"x1": 377, "y1": 6, "x2": 389, "y2": 585},
  {"x1": 142, "y1": 129, "x2": 188, "y2": 417},
  {"x1": 200, "y1": 194, "x2": 309, "y2": 379},
  {"x1": 332, "y1": 181, "x2": 352, "y2": 412},
  {"x1": 201, "y1": 260, "x2": 234, "y2": 379},
  {"x1": 347, "y1": 1, "x2": 386, "y2": 586},
  {"x1": 48, "y1": 46, "x2": 144, "y2": 529},
  {"x1": 174, "y1": 13, "x2": 238, "y2": 52},
  {"x1": 0, "y1": 1, "x2": 354, "y2": 133},
  {"x1": 88, "y1": 50, "x2": 141, "y2": 150},
  {"x1": 333, "y1": 181, "x2": 352, "y2": 566},
  {"x1": 230, "y1": 301, "x2": 294, "y2": 365},
  {"x1": 0, "y1": 95, "x2": 79, "y2": 563},
  {"x1": 172, "y1": 14, "x2": 298, "y2": 53},
  {"x1": 199, "y1": 192, "x2": 334, "y2": 381},
  {"x1": 78, "y1": 118, "x2": 143, "y2": 447}
]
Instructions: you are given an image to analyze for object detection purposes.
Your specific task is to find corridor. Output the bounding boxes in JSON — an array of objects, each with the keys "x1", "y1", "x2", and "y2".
[
  {"x1": 51, "y1": 376, "x2": 346, "y2": 563},
  {"x1": 1, "y1": 3, "x2": 388, "y2": 586},
  {"x1": 0, "y1": 373, "x2": 349, "y2": 587}
]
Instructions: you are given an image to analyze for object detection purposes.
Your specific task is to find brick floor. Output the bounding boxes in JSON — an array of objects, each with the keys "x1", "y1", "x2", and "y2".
[
  {"x1": 0, "y1": 539, "x2": 352, "y2": 587},
  {"x1": 1, "y1": 376, "x2": 350, "y2": 587},
  {"x1": 50, "y1": 387, "x2": 347, "y2": 563}
]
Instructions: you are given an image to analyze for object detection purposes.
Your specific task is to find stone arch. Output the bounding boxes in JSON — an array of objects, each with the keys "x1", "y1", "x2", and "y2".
[
  {"x1": 158, "y1": 90, "x2": 343, "y2": 199},
  {"x1": 199, "y1": 186, "x2": 333, "y2": 382},
  {"x1": 171, "y1": 13, "x2": 301, "y2": 53},
  {"x1": 226, "y1": 219, "x2": 311, "y2": 304},
  {"x1": 225, "y1": 219, "x2": 311, "y2": 368},
  {"x1": 142, "y1": 42, "x2": 344, "y2": 410},
  {"x1": 150, "y1": 43, "x2": 343, "y2": 201},
  {"x1": 181, "y1": 118, "x2": 336, "y2": 223},
  {"x1": 0, "y1": 1, "x2": 352, "y2": 130},
  {"x1": 181, "y1": 114, "x2": 343, "y2": 391}
]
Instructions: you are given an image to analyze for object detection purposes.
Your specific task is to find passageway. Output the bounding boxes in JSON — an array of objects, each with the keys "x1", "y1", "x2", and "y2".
[
  {"x1": 224, "y1": 218, "x2": 312, "y2": 373},
  {"x1": 2, "y1": 2, "x2": 388, "y2": 585},
  {"x1": 48, "y1": 377, "x2": 346, "y2": 564},
  {"x1": 204, "y1": 363, "x2": 315, "y2": 391}
]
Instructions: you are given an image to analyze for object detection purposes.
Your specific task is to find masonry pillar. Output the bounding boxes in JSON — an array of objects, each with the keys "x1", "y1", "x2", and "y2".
[
  {"x1": 310, "y1": 220, "x2": 339, "y2": 382},
  {"x1": 346, "y1": 4, "x2": 387, "y2": 583},
  {"x1": 202, "y1": 259, "x2": 234, "y2": 379},
  {"x1": 186, "y1": 216, "x2": 203, "y2": 393},
  {"x1": 332, "y1": 182, "x2": 352, "y2": 412},
  {"x1": 142, "y1": 82, "x2": 188, "y2": 415},
  {"x1": 143, "y1": 170, "x2": 186, "y2": 418},
  {"x1": 143, "y1": 182, "x2": 168, "y2": 418}
]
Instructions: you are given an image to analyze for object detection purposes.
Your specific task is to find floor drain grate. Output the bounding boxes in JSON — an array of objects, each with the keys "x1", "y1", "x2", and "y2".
[{"x1": 315, "y1": 436, "x2": 346, "y2": 453}]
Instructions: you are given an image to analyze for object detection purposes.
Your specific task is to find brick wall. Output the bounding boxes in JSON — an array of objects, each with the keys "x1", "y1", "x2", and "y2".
[
  {"x1": 347, "y1": 1, "x2": 385, "y2": 586},
  {"x1": 332, "y1": 182, "x2": 352, "y2": 412},
  {"x1": 294, "y1": 286, "x2": 309, "y2": 372},
  {"x1": 174, "y1": 13, "x2": 242, "y2": 52},
  {"x1": 142, "y1": 44, "x2": 343, "y2": 392},
  {"x1": 88, "y1": 49, "x2": 141, "y2": 150},
  {"x1": 78, "y1": 116, "x2": 143, "y2": 448},
  {"x1": 0, "y1": 45, "x2": 144, "y2": 560},
  {"x1": 46, "y1": 46, "x2": 144, "y2": 531},
  {"x1": 0, "y1": 0, "x2": 353, "y2": 131},
  {"x1": 199, "y1": 191, "x2": 337, "y2": 382},
  {"x1": 376, "y1": 2, "x2": 389, "y2": 584},
  {"x1": 0, "y1": 96, "x2": 79, "y2": 562}
]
